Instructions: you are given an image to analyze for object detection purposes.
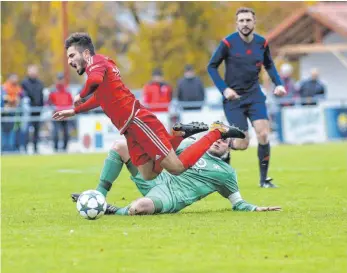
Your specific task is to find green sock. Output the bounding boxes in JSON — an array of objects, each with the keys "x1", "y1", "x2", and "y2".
[
  {"x1": 125, "y1": 159, "x2": 138, "y2": 177},
  {"x1": 115, "y1": 206, "x2": 130, "y2": 215},
  {"x1": 96, "y1": 150, "x2": 123, "y2": 197}
]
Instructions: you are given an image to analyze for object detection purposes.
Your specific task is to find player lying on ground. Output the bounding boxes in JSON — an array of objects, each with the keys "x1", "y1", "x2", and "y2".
[
  {"x1": 207, "y1": 7, "x2": 287, "y2": 188},
  {"x1": 53, "y1": 32, "x2": 245, "y2": 181},
  {"x1": 72, "y1": 133, "x2": 281, "y2": 214}
]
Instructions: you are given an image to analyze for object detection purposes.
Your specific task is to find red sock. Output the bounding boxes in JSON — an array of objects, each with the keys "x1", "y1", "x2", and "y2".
[
  {"x1": 169, "y1": 135, "x2": 184, "y2": 150},
  {"x1": 178, "y1": 130, "x2": 221, "y2": 169}
]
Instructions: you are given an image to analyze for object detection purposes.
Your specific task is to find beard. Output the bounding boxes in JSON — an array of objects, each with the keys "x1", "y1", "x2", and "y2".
[
  {"x1": 76, "y1": 58, "x2": 87, "y2": 75},
  {"x1": 239, "y1": 27, "x2": 254, "y2": 37},
  {"x1": 77, "y1": 67, "x2": 86, "y2": 75}
]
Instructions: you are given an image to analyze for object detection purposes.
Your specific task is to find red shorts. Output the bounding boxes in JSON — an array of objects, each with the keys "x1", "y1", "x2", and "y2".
[{"x1": 124, "y1": 109, "x2": 173, "y2": 167}]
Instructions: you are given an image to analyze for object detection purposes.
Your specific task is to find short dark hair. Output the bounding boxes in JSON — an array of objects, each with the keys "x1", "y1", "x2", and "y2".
[
  {"x1": 184, "y1": 64, "x2": 194, "y2": 72},
  {"x1": 65, "y1": 32, "x2": 95, "y2": 55},
  {"x1": 152, "y1": 68, "x2": 163, "y2": 77},
  {"x1": 236, "y1": 7, "x2": 255, "y2": 17}
]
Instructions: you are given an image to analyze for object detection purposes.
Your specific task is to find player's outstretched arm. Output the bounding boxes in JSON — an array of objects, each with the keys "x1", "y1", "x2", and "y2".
[
  {"x1": 74, "y1": 93, "x2": 100, "y2": 114},
  {"x1": 228, "y1": 192, "x2": 281, "y2": 212},
  {"x1": 232, "y1": 199, "x2": 281, "y2": 212}
]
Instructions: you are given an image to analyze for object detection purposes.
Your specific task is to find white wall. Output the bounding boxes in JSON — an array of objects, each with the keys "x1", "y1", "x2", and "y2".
[{"x1": 299, "y1": 32, "x2": 347, "y2": 101}]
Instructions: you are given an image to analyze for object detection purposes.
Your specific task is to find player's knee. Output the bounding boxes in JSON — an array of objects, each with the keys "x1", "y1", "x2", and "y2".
[
  {"x1": 256, "y1": 129, "x2": 269, "y2": 143},
  {"x1": 111, "y1": 141, "x2": 129, "y2": 160},
  {"x1": 128, "y1": 198, "x2": 154, "y2": 215}
]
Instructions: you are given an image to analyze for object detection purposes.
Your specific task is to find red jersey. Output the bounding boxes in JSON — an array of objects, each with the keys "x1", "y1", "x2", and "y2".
[
  {"x1": 74, "y1": 54, "x2": 140, "y2": 134},
  {"x1": 48, "y1": 84, "x2": 73, "y2": 111},
  {"x1": 143, "y1": 81, "x2": 172, "y2": 112}
]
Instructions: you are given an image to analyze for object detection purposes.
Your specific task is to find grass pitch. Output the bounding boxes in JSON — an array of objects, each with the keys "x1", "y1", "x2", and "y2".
[{"x1": 2, "y1": 143, "x2": 347, "y2": 273}]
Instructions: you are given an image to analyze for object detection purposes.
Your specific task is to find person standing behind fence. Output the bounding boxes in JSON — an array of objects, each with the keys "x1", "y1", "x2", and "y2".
[
  {"x1": 143, "y1": 68, "x2": 172, "y2": 112},
  {"x1": 1, "y1": 74, "x2": 22, "y2": 152},
  {"x1": 48, "y1": 73, "x2": 73, "y2": 152},
  {"x1": 299, "y1": 68, "x2": 326, "y2": 106},
  {"x1": 177, "y1": 64, "x2": 205, "y2": 111},
  {"x1": 279, "y1": 63, "x2": 299, "y2": 107},
  {"x1": 21, "y1": 65, "x2": 44, "y2": 154}
]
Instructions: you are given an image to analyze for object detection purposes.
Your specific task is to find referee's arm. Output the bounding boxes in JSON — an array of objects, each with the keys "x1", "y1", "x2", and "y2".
[
  {"x1": 263, "y1": 42, "x2": 283, "y2": 86},
  {"x1": 207, "y1": 41, "x2": 229, "y2": 94}
]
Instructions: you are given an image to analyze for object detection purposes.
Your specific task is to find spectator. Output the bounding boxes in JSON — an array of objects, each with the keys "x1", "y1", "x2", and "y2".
[
  {"x1": 177, "y1": 64, "x2": 205, "y2": 111},
  {"x1": 48, "y1": 73, "x2": 73, "y2": 152},
  {"x1": 21, "y1": 65, "x2": 44, "y2": 153},
  {"x1": 299, "y1": 68, "x2": 326, "y2": 106},
  {"x1": 279, "y1": 63, "x2": 299, "y2": 106},
  {"x1": 143, "y1": 68, "x2": 172, "y2": 112},
  {"x1": 1, "y1": 74, "x2": 22, "y2": 152}
]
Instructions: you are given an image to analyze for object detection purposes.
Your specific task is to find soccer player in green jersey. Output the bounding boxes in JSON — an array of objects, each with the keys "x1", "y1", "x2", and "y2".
[{"x1": 72, "y1": 133, "x2": 281, "y2": 214}]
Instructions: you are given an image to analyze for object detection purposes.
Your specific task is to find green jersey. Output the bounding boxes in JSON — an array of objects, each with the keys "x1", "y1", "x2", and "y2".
[{"x1": 131, "y1": 136, "x2": 256, "y2": 213}]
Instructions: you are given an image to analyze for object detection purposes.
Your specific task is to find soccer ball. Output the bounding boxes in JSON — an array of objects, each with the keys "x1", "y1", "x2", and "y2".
[{"x1": 76, "y1": 190, "x2": 107, "y2": 220}]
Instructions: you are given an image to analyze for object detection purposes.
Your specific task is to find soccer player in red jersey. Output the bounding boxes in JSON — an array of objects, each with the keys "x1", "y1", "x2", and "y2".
[{"x1": 53, "y1": 33, "x2": 245, "y2": 180}]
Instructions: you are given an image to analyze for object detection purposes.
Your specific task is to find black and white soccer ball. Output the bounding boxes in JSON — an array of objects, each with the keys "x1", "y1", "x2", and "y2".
[{"x1": 76, "y1": 190, "x2": 107, "y2": 220}]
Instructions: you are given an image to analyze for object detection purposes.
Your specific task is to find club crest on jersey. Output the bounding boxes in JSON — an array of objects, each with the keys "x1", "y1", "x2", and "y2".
[{"x1": 191, "y1": 158, "x2": 207, "y2": 172}]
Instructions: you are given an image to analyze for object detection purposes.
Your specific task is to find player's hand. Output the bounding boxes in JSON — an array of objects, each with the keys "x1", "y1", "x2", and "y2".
[
  {"x1": 73, "y1": 94, "x2": 84, "y2": 107},
  {"x1": 274, "y1": 85, "x2": 287, "y2": 97},
  {"x1": 52, "y1": 109, "x2": 76, "y2": 121},
  {"x1": 255, "y1": 206, "x2": 281, "y2": 212},
  {"x1": 223, "y1": 88, "x2": 241, "y2": 100}
]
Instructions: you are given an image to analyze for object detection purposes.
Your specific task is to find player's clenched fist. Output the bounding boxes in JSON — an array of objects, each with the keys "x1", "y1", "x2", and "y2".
[{"x1": 274, "y1": 85, "x2": 287, "y2": 97}]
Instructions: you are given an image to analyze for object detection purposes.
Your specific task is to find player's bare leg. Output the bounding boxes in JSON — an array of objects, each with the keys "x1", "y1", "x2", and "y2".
[{"x1": 252, "y1": 119, "x2": 276, "y2": 188}]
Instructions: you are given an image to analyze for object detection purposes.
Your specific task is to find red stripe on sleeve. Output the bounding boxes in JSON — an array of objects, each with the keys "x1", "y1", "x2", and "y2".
[
  {"x1": 222, "y1": 38, "x2": 231, "y2": 48},
  {"x1": 264, "y1": 39, "x2": 268, "y2": 48}
]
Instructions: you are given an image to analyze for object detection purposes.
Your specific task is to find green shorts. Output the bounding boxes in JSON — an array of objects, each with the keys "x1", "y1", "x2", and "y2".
[{"x1": 145, "y1": 184, "x2": 187, "y2": 214}]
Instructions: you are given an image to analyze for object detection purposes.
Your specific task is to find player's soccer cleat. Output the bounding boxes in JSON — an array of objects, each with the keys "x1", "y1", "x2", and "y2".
[
  {"x1": 71, "y1": 193, "x2": 80, "y2": 202},
  {"x1": 260, "y1": 177, "x2": 278, "y2": 188},
  {"x1": 105, "y1": 204, "x2": 120, "y2": 215},
  {"x1": 172, "y1": 122, "x2": 209, "y2": 138},
  {"x1": 210, "y1": 121, "x2": 245, "y2": 139}
]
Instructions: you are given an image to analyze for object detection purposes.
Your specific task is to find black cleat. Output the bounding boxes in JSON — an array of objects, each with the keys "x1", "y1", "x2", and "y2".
[
  {"x1": 260, "y1": 177, "x2": 278, "y2": 188},
  {"x1": 172, "y1": 122, "x2": 209, "y2": 138},
  {"x1": 105, "y1": 204, "x2": 120, "y2": 215},
  {"x1": 210, "y1": 121, "x2": 245, "y2": 139},
  {"x1": 71, "y1": 193, "x2": 80, "y2": 202}
]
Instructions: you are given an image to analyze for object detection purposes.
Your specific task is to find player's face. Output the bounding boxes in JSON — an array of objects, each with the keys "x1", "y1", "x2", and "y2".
[
  {"x1": 236, "y1": 12, "x2": 255, "y2": 37},
  {"x1": 67, "y1": 46, "x2": 87, "y2": 75},
  {"x1": 209, "y1": 139, "x2": 230, "y2": 157}
]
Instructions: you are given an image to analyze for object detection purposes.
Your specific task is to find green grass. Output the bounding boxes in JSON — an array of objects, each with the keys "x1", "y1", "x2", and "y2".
[{"x1": 2, "y1": 143, "x2": 347, "y2": 273}]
